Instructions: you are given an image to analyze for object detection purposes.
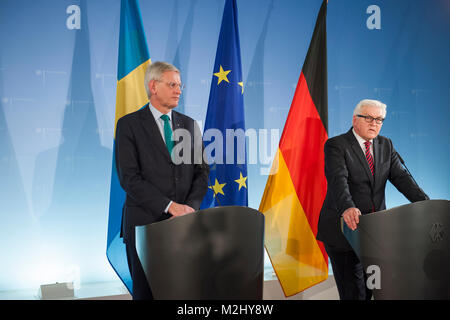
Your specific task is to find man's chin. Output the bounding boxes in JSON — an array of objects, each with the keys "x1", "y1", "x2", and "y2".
[{"x1": 166, "y1": 103, "x2": 178, "y2": 109}]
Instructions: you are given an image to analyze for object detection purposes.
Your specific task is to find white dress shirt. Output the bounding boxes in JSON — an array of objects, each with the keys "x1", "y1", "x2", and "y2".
[
  {"x1": 148, "y1": 103, "x2": 173, "y2": 213},
  {"x1": 352, "y1": 128, "x2": 373, "y2": 157},
  {"x1": 148, "y1": 103, "x2": 173, "y2": 143}
]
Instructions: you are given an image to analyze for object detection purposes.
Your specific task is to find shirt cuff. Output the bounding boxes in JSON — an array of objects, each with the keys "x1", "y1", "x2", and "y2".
[{"x1": 165, "y1": 200, "x2": 173, "y2": 213}]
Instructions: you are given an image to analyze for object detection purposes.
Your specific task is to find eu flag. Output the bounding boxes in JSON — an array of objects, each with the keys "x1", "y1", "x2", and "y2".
[
  {"x1": 201, "y1": 0, "x2": 248, "y2": 208},
  {"x1": 106, "y1": 0, "x2": 150, "y2": 294}
]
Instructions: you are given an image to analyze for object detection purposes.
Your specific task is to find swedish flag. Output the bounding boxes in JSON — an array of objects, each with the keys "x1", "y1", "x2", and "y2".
[
  {"x1": 106, "y1": 0, "x2": 150, "y2": 294},
  {"x1": 201, "y1": 0, "x2": 248, "y2": 208}
]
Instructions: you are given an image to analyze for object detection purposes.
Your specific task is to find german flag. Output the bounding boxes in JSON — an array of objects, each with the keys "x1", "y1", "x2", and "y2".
[{"x1": 259, "y1": 0, "x2": 328, "y2": 297}]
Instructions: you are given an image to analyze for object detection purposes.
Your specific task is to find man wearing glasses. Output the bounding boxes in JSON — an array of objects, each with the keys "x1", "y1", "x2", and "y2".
[
  {"x1": 317, "y1": 99, "x2": 429, "y2": 300},
  {"x1": 115, "y1": 61, "x2": 209, "y2": 299}
]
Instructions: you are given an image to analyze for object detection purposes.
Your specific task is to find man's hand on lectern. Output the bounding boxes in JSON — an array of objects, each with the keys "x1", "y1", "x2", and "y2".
[
  {"x1": 168, "y1": 202, "x2": 195, "y2": 218},
  {"x1": 342, "y1": 207, "x2": 361, "y2": 231}
]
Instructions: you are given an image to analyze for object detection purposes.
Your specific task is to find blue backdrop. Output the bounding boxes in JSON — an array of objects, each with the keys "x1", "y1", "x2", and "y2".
[{"x1": 0, "y1": 0, "x2": 449, "y2": 291}]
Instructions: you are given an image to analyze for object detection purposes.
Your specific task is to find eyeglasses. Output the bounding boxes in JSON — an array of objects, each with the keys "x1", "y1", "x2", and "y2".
[
  {"x1": 157, "y1": 80, "x2": 185, "y2": 91},
  {"x1": 357, "y1": 114, "x2": 385, "y2": 124}
]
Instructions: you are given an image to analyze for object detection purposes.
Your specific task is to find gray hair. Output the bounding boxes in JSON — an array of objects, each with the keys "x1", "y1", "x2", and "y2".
[
  {"x1": 353, "y1": 99, "x2": 387, "y2": 118},
  {"x1": 144, "y1": 61, "x2": 180, "y2": 98}
]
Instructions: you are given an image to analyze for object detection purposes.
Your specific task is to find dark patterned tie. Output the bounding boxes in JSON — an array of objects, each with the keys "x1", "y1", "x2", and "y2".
[{"x1": 364, "y1": 141, "x2": 374, "y2": 176}]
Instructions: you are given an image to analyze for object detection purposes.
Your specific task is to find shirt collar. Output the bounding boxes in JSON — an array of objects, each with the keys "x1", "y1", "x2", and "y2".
[
  {"x1": 149, "y1": 103, "x2": 172, "y2": 121},
  {"x1": 352, "y1": 128, "x2": 373, "y2": 146}
]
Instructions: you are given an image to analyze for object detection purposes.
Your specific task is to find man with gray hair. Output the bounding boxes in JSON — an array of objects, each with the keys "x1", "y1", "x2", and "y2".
[
  {"x1": 317, "y1": 99, "x2": 429, "y2": 300},
  {"x1": 115, "y1": 61, "x2": 209, "y2": 299}
]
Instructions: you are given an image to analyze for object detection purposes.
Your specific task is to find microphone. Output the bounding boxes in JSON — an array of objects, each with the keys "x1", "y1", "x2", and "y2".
[{"x1": 396, "y1": 151, "x2": 430, "y2": 200}]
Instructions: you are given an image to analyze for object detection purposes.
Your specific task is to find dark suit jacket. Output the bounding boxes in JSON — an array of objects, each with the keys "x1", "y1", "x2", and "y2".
[
  {"x1": 317, "y1": 128, "x2": 429, "y2": 251},
  {"x1": 115, "y1": 104, "x2": 209, "y2": 243}
]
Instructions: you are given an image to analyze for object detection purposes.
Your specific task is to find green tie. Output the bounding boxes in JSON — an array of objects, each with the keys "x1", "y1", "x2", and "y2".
[{"x1": 160, "y1": 114, "x2": 173, "y2": 155}]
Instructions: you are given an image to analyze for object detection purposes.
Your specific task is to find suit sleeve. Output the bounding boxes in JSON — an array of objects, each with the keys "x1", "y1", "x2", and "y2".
[
  {"x1": 184, "y1": 120, "x2": 209, "y2": 210},
  {"x1": 324, "y1": 139, "x2": 356, "y2": 215},
  {"x1": 115, "y1": 117, "x2": 171, "y2": 218},
  {"x1": 388, "y1": 139, "x2": 429, "y2": 202}
]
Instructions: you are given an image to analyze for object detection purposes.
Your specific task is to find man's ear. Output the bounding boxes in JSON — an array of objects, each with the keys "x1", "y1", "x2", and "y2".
[{"x1": 149, "y1": 80, "x2": 157, "y2": 96}]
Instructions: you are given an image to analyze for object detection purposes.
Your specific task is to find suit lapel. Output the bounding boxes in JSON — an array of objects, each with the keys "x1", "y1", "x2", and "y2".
[
  {"x1": 346, "y1": 129, "x2": 375, "y2": 187},
  {"x1": 171, "y1": 111, "x2": 184, "y2": 131},
  {"x1": 139, "y1": 105, "x2": 171, "y2": 161},
  {"x1": 171, "y1": 111, "x2": 186, "y2": 150}
]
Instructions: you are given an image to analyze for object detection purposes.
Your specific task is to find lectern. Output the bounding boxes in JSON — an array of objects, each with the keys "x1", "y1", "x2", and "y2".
[
  {"x1": 135, "y1": 206, "x2": 265, "y2": 299},
  {"x1": 342, "y1": 199, "x2": 450, "y2": 299}
]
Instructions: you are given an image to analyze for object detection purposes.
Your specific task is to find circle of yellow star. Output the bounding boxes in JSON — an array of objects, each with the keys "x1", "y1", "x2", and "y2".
[
  {"x1": 238, "y1": 81, "x2": 244, "y2": 94},
  {"x1": 214, "y1": 65, "x2": 231, "y2": 85},
  {"x1": 209, "y1": 178, "x2": 226, "y2": 197},
  {"x1": 234, "y1": 172, "x2": 248, "y2": 191}
]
